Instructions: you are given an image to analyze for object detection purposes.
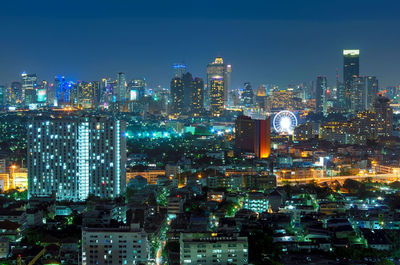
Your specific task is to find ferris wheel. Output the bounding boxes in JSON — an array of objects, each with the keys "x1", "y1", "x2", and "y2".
[{"x1": 273, "y1": 110, "x2": 298, "y2": 134}]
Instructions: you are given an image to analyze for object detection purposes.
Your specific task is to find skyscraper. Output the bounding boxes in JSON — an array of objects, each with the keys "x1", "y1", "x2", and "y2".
[
  {"x1": 182, "y1": 72, "x2": 193, "y2": 113},
  {"x1": 116, "y1": 72, "x2": 127, "y2": 102},
  {"x1": 235, "y1": 115, "x2": 271, "y2": 159},
  {"x1": 206, "y1": 57, "x2": 230, "y2": 107},
  {"x1": 209, "y1": 76, "x2": 224, "y2": 117},
  {"x1": 77, "y1": 81, "x2": 100, "y2": 109},
  {"x1": 242, "y1": 82, "x2": 254, "y2": 107},
  {"x1": 374, "y1": 96, "x2": 393, "y2": 136},
  {"x1": 21, "y1": 72, "x2": 37, "y2": 105},
  {"x1": 316, "y1": 76, "x2": 327, "y2": 114},
  {"x1": 173, "y1": 63, "x2": 187, "y2": 78},
  {"x1": 170, "y1": 77, "x2": 184, "y2": 116},
  {"x1": 10, "y1": 82, "x2": 22, "y2": 105},
  {"x1": 351, "y1": 76, "x2": 365, "y2": 113},
  {"x1": 55, "y1": 75, "x2": 71, "y2": 106},
  {"x1": 342, "y1": 49, "x2": 360, "y2": 110},
  {"x1": 191, "y1": 77, "x2": 204, "y2": 116},
  {"x1": 365, "y1": 76, "x2": 379, "y2": 110},
  {"x1": 128, "y1": 79, "x2": 146, "y2": 101},
  {"x1": 27, "y1": 114, "x2": 126, "y2": 201}
]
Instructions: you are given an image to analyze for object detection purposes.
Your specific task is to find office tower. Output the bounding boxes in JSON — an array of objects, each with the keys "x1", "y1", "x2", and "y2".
[
  {"x1": 351, "y1": 76, "x2": 365, "y2": 113},
  {"x1": 365, "y1": 76, "x2": 379, "y2": 110},
  {"x1": 10, "y1": 82, "x2": 22, "y2": 105},
  {"x1": 255, "y1": 85, "x2": 267, "y2": 109},
  {"x1": 77, "y1": 81, "x2": 100, "y2": 109},
  {"x1": 342, "y1": 49, "x2": 360, "y2": 110},
  {"x1": 21, "y1": 72, "x2": 37, "y2": 105},
  {"x1": 374, "y1": 96, "x2": 393, "y2": 136},
  {"x1": 316, "y1": 76, "x2": 327, "y2": 114},
  {"x1": 182, "y1": 72, "x2": 193, "y2": 113},
  {"x1": 173, "y1": 63, "x2": 187, "y2": 78},
  {"x1": 116, "y1": 72, "x2": 127, "y2": 102},
  {"x1": 128, "y1": 79, "x2": 146, "y2": 101},
  {"x1": 235, "y1": 115, "x2": 271, "y2": 159},
  {"x1": 226, "y1": 64, "x2": 232, "y2": 105},
  {"x1": 180, "y1": 232, "x2": 248, "y2": 265},
  {"x1": 170, "y1": 77, "x2": 184, "y2": 116},
  {"x1": 242, "y1": 82, "x2": 254, "y2": 107},
  {"x1": 191, "y1": 77, "x2": 204, "y2": 116},
  {"x1": 209, "y1": 76, "x2": 224, "y2": 117},
  {"x1": 294, "y1": 122, "x2": 315, "y2": 141},
  {"x1": 55, "y1": 75, "x2": 72, "y2": 106},
  {"x1": 206, "y1": 57, "x2": 230, "y2": 107},
  {"x1": 82, "y1": 225, "x2": 149, "y2": 265},
  {"x1": 27, "y1": 115, "x2": 126, "y2": 201}
]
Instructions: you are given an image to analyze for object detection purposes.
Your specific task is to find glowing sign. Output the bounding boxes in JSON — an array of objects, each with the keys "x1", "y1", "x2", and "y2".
[
  {"x1": 343, "y1": 49, "x2": 360, "y2": 56},
  {"x1": 37, "y1": 89, "x2": 46, "y2": 102}
]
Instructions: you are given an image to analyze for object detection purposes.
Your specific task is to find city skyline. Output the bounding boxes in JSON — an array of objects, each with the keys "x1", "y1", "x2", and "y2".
[{"x1": 1, "y1": 1, "x2": 400, "y2": 88}]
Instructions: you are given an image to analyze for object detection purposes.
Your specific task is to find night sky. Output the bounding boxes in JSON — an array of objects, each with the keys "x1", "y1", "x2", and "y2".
[{"x1": 1, "y1": 0, "x2": 400, "y2": 89}]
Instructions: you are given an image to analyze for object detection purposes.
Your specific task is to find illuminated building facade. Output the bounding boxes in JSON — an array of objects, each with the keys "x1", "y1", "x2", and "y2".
[
  {"x1": 191, "y1": 76, "x2": 204, "y2": 116},
  {"x1": 374, "y1": 96, "x2": 393, "y2": 136},
  {"x1": 180, "y1": 233, "x2": 248, "y2": 265},
  {"x1": 128, "y1": 79, "x2": 146, "y2": 101},
  {"x1": 27, "y1": 115, "x2": 126, "y2": 201},
  {"x1": 209, "y1": 76, "x2": 224, "y2": 117},
  {"x1": 182, "y1": 72, "x2": 193, "y2": 113},
  {"x1": 170, "y1": 77, "x2": 184, "y2": 116},
  {"x1": 10, "y1": 82, "x2": 22, "y2": 105},
  {"x1": 206, "y1": 57, "x2": 230, "y2": 107},
  {"x1": 235, "y1": 115, "x2": 271, "y2": 159},
  {"x1": 351, "y1": 76, "x2": 365, "y2": 113},
  {"x1": 294, "y1": 122, "x2": 315, "y2": 141},
  {"x1": 342, "y1": 49, "x2": 360, "y2": 110},
  {"x1": 116, "y1": 72, "x2": 127, "y2": 102},
  {"x1": 82, "y1": 225, "x2": 149, "y2": 265},
  {"x1": 21, "y1": 72, "x2": 37, "y2": 105},
  {"x1": 77, "y1": 81, "x2": 100, "y2": 109},
  {"x1": 242, "y1": 82, "x2": 254, "y2": 107},
  {"x1": 365, "y1": 76, "x2": 379, "y2": 110}
]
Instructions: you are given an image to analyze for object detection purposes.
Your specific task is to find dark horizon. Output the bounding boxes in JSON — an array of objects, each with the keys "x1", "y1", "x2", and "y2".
[{"x1": 1, "y1": 0, "x2": 400, "y2": 89}]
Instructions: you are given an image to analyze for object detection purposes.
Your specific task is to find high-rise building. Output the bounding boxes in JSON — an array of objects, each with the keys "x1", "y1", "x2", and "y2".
[
  {"x1": 365, "y1": 76, "x2": 379, "y2": 110},
  {"x1": 128, "y1": 79, "x2": 146, "y2": 101},
  {"x1": 342, "y1": 49, "x2": 360, "y2": 110},
  {"x1": 242, "y1": 82, "x2": 254, "y2": 107},
  {"x1": 182, "y1": 72, "x2": 193, "y2": 113},
  {"x1": 235, "y1": 115, "x2": 271, "y2": 159},
  {"x1": 206, "y1": 57, "x2": 230, "y2": 107},
  {"x1": 116, "y1": 72, "x2": 127, "y2": 102},
  {"x1": 77, "y1": 81, "x2": 100, "y2": 109},
  {"x1": 173, "y1": 63, "x2": 187, "y2": 78},
  {"x1": 21, "y1": 72, "x2": 37, "y2": 105},
  {"x1": 82, "y1": 225, "x2": 149, "y2": 265},
  {"x1": 55, "y1": 75, "x2": 72, "y2": 106},
  {"x1": 255, "y1": 85, "x2": 267, "y2": 110},
  {"x1": 170, "y1": 77, "x2": 184, "y2": 116},
  {"x1": 209, "y1": 76, "x2": 224, "y2": 117},
  {"x1": 316, "y1": 76, "x2": 327, "y2": 114},
  {"x1": 10, "y1": 82, "x2": 22, "y2": 105},
  {"x1": 374, "y1": 96, "x2": 393, "y2": 136},
  {"x1": 27, "y1": 114, "x2": 126, "y2": 201},
  {"x1": 191, "y1": 77, "x2": 204, "y2": 116},
  {"x1": 351, "y1": 76, "x2": 365, "y2": 113}
]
